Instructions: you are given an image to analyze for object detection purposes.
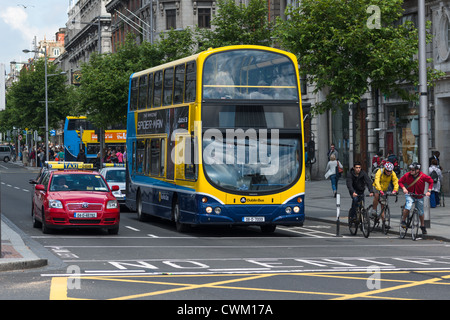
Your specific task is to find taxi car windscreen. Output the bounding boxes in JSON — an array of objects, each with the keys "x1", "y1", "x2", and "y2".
[
  {"x1": 105, "y1": 169, "x2": 126, "y2": 183},
  {"x1": 50, "y1": 174, "x2": 109, "y2": 192}
]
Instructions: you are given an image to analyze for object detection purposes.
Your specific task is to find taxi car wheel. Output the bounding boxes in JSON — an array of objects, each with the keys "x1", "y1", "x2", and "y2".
[
  {"x1": 32, "y1": 206, "x2": 42, "y2": 228},
  {"x1": 41, "y1": 208, "x2": 54, "y2": 234},
  {"x1": 107, "y1": 226, "x2": 119, "y2": 235}
]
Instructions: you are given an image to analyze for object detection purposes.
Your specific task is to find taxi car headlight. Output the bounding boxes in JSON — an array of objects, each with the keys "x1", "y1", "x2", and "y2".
[
  {"x1": 49, "y1": 200, "x2": 63, "y2": 209},
  {"x1": 107, "y1": 200, "x2": 119, "y2": 209}
]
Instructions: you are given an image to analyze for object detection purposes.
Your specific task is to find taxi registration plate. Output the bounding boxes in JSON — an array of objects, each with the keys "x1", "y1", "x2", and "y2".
[{"x1": 74, "y1": 212, "x2": 97, "y2": 218}]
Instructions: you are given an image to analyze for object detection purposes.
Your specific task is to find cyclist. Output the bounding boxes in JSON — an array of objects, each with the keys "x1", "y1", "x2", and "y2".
[
  {"x1": 346, "y1": 161, "x2": 374, "y2": 221},
  {"x1": 398, "y1": 162, "x2": 433, "y2": 234},
  {"x1": 371, "y1": 162, "x2": 399, "y2": 223}
]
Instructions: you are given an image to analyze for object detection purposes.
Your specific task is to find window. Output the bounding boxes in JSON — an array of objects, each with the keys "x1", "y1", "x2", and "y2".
[
  {"x1": 166, "y1": 9, "x2": 176, "y2": 30},
  {"x1": 153, "y1": 71, "x2": 162, "y2": 107},
  {"x1": 163, "y1": 68, "x2": 174, "y2": 106},
  {"x1": 174, "y1": 64, "x2": 185, "y2": 104},
  {"x1": 185, "y1": 62, "x2": 196, "y2": 102},
  {"x1": 130, "y1": 78, "x2": 139, "y2": 110},
  {"x1": 150, "y1": 139, "x2": 161, "y2": 176},
  {"x1": 136, "y1": 140, "x2": 146, "y2": 175},
  {"x1": 138, "y1": 75, "x2": 148, "y2": 109},
  {"x1": 147, "y1": 73, "x2": 154, "y2": 108},
  {"x1": 198, "y1": 8, "x2": 211, "y2": 29}
]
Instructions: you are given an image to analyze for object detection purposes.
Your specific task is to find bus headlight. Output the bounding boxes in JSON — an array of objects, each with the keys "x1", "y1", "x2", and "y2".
[
  {"x1": 214, "y1": 207, "x2": 222, "y2": 214},
  {"x1": 206, "y1": 206, "x2": 213, "y2": 214},
  {"x1": 285, "y1": 207, "x2": 292, "y2": 214},
  {"x1": 293, "y1": 206, "x2": 300, "y2": 213}
]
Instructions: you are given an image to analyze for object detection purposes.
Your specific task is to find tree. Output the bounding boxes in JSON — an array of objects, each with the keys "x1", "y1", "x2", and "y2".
[
  {"x1": 196, "y1": 0, "x2": 274, "y2": 50},
  {"x1": 275, "y1": 0, "x2": 444, "y2": 114},
  {"x1": 2, "y1": 59, "x2": 71, "y2": 133},
  {"x1": 77, "y1": 29, "x2": 196, "y2": 130}
]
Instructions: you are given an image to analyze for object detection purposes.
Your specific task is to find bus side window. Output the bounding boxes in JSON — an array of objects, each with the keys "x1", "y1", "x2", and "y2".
[
  {"x1": 153, "y1": 71, "x2": 162, "y2": 107},
  {"x1": 163, "y1": 67, "x2": 174, "y2": 106},
  {"x1": 147, "y1": 73, "x2": 154, "y2": 108},
  {"x1": 185, "y1": 62, "x2": 196, "y2": 103},
  {"x1": 138, "y1": 75, "x2": 148, "y2": 109},
  {"x1": 150, "y1": 139, "x2": 161, "y2": 176},
  {"x1": 174, "y1": 64, "x2": 185, "y2": 105},
  {"x1": 160, "y1": 138, "x2": 166, "y2": 177},
  {"x1": 132, "y1": 141, "x2": 136, "y2": 173},
  {"x1": 136, "y1": 140, "x2": 146, "y2": 175},
  {"x1": 185, "y1": 136, "x2": 197, "y2": 180},
  {"x1": 130, "y1": 78, "x2": 138, "y2": 110}
]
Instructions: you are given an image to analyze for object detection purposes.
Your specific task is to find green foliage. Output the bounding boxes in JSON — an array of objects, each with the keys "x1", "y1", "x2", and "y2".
[
  {"x1": 77, "y1": 29, "x2": 195, "y2": 129},
  {"x1": 196, "y1": 0, "x2": 274, "y2": 50},
  {"x1": 2, "y1": 59, "x2": 71, "y2": 133},
  {"x1": 275, "y1": 0, "x2": 444, "y2": 114}
]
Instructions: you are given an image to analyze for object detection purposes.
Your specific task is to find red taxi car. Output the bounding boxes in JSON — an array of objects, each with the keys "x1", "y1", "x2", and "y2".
[{"x1": 31, "y1": 163, "x2": 120, "y2": 234}]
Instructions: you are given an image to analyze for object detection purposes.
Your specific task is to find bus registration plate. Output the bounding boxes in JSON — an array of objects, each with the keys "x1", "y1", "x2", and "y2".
[{"x1": 242, "y1": 217, "x2": 265, "y2": 222}]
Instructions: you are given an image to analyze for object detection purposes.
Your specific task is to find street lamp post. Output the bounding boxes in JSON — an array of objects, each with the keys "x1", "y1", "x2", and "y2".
[
  {"x1": 418, "y1": 0, "x2": 430, "y2": 228},
  {"x1": 23, "y1": 47, "x2": 65, "y2": 163}
]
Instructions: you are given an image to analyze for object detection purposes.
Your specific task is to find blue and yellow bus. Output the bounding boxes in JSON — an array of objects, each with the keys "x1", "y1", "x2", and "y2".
[
  {"x1": 126, "y1": 45, "x2": 305, "y2": 233},
  {"x1": 64, "y1": 116, "x2": 126, "y2": 162}
]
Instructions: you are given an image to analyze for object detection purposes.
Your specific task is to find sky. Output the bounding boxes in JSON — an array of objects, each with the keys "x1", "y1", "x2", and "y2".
[{"x1": 0, "y1": 1, "x2": 69, "y2": 73}]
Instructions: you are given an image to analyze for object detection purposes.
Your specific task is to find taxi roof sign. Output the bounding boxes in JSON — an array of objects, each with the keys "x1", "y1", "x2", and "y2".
[
  {"x1": 46, "y1": 162, "x2": 94, "y2": 170},
  {"x1": 102, "y1": 163, "x2": 126, "y2": 167}
]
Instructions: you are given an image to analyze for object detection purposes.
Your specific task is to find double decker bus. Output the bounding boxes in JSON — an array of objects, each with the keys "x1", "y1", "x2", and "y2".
[
  {"x1": 126, "y1": 45, "x2": 305, "y2": 233},
  {"x1": 64, "y1": 116, "x2": 126, "y2": 162}
]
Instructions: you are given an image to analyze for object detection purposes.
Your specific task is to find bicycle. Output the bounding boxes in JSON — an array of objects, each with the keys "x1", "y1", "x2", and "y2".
[
  {"x1": 348, "y1": 194, "x2": 371, "y2": 238},
  {"x1": 399, "y1": 193, "x2": 425, "y2": 241},
  {"x1": 367, "y1": 192, "x2": 397, "y2": 235}
]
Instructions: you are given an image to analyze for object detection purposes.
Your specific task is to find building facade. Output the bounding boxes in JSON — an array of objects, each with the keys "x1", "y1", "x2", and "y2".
[
  {"x1": 54, "y1": 0, "x2": 449, "y2": 191},
  {"x1": 60, "y1": 0, "x2": 112, "y2": 84}
]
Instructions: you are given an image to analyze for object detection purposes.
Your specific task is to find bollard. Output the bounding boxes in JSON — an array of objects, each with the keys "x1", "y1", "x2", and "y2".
[{"x1": 336, "y1": 193, "x2": 341, "y2": 237}]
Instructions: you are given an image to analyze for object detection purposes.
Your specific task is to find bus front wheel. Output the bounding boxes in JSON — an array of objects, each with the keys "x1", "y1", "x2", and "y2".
[{"x1": 173, "y1": 201, "x2": 189, "y2": 233}]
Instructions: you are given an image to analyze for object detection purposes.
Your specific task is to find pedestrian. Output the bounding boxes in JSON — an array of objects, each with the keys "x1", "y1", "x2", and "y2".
[
  {"x1": 324, "y1": 154, "x2": 343, "y2": 197},
  {"x1": 58, "y1": 147, "x2": 65, "y2": 161},
  {"x1": 76, "y1": 148, "x2": 87, "y2": 163},
  {"x1": 429, "y1": 159, "x2": 443, "y2": 208},
  {"x1": 116, "y1": 148, "x2": 123, "y2": 163},
  {"x1": 429, "y1": 151, "x2": 441, "y2": 170},
  {"x1": 22, "y1": 147, "x2": 29, "y2": 167},
  {"x1": 30, "y1": 147, "x2": 36, "y2": 167},
  {"x1": 327, "y1": 143, "x2": 339, "y2": 161}
]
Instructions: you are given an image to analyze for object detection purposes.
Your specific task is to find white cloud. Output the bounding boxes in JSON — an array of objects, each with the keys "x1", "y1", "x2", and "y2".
[{"x1": 0, "y1": 6, "x2": 38, "y2": 42}]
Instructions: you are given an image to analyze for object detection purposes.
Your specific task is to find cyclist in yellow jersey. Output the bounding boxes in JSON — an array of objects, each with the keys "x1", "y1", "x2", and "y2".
[{"x1": 371, "y1": 162, "x2": 399, "y2": 221}]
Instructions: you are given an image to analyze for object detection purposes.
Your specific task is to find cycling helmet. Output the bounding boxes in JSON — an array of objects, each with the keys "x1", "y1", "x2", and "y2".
[
  {"x1": 384, "y1": 162, "x2": 394, "y2": 172},
  {"x1": 409, "y1": 162, "x2": 421, "y2": 170}
]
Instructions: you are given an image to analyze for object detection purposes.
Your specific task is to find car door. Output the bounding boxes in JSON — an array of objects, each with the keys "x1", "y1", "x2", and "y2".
[{"x1": 34, "y1": 172, "x2": 50, "y2": 220}]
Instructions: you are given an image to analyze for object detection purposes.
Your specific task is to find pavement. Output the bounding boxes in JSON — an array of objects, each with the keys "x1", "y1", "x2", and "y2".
[{"x1": 1, "y1": 162, "x2": 449, "y2": 272}]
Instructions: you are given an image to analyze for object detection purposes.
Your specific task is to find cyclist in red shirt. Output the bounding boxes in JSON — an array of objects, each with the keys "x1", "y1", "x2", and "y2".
[{"x1": 398, "y1": 162, "x2": 433, "y2": 234}]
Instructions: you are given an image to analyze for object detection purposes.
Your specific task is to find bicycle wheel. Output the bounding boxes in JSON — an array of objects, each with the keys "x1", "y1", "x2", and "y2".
[
  {"x1": 367, "y1": 205, "x2": 377, "y2": 232},
  {"x1": 410, "y1": 208, "x2": 420, "y2": 240},
  {"x1": 399, "y1": 214, "x2": 407, "y2": 239},
  {"x1": 348, "y1": 209, "x2": 357, "y2": 235},
  {"x1": 382, "y1": 206, "x2": 390, "y2": 235},
  {"x1": 360, "y1": 207, "x2": 370, "y2": 238}
]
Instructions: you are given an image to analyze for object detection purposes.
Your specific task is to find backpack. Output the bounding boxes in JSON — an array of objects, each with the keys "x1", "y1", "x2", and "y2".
[{"x1": 430, "y1": 170, "x2": 439, "y2": 183}]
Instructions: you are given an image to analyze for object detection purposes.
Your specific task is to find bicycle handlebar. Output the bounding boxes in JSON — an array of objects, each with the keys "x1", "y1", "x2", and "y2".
[{"x1": 405, "y1": 192, "x2": 427, "y2": 197}]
